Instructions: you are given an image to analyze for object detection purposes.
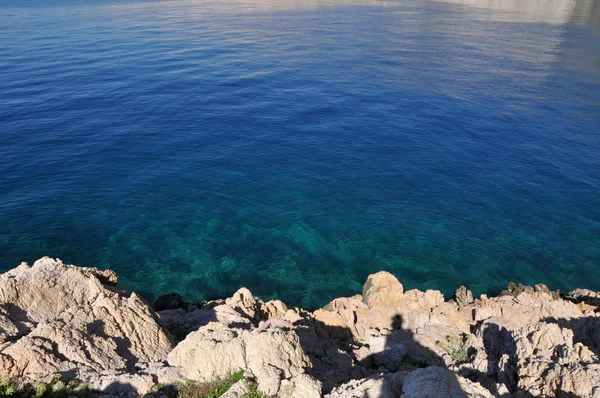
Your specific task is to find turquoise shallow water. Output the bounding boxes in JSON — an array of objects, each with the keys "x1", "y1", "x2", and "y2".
[{"x1": 1, "y1": 0, "x2": 600, "y2": 308}]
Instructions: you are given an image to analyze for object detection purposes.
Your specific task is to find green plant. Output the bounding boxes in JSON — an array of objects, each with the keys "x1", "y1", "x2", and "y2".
[
  {"x1": 175, "y1": 370, "x2": 245, "y2": 398},
  {"x1": 243, "y1": 380, "x2": 267, "y2": 398},
  {"x1": 151, "y1": 382, "x2": 166, "y2": 392},
  {"x1": 51, "y1": 380, "x2": 67, "y2": 393},
  {"x1": 0, "y1": 376, "x2": 100, "y2": 398},
  {"x1": 34, "y1": 383, "x2": 47, "y2": 397},
  {"x1": 437, "y1": 333, "x2": 472, "y2": 362},
  {"x1": 167, "y1": 325, "x2": 189, "y2": 342},
  {"x1": 0, "y1": 377, "x2": 18, "y2": 396}
]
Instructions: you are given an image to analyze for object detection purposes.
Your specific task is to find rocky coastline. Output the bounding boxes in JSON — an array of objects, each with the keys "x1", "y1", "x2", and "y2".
[{"x1": 1, "y1": 257, "x2": 599, "y2": 397}]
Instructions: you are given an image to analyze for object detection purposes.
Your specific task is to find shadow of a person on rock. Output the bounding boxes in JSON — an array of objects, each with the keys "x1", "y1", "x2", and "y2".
[
  {"x1": 295, "y1": 314, "x2": 471, "y2": 397},
  {"x1": 152, "y1": 291, "x2": 588, "y2": 397}
]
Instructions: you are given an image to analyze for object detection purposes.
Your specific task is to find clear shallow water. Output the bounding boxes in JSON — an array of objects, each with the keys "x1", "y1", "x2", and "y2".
[{"x1": 1, "y1": 0, "x2": 599, "y2": 308}]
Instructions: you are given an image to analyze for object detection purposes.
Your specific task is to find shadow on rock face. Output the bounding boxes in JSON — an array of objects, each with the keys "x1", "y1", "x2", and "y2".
[
  {"x1": 542, "y1": 316, "x2": 600, "y2": 357},
  {"x1": 86, "y1": 320, "x2": 138, "y2": 369},
  {"x1": 152, "y1": 276, "x2": 595, "y2": 398},
  {"x1": 294, "y1": 314, "x2": 474, "y2": 397},
  {"x1": 463, "y1": 320, "x2": 587, "y2": 398}
]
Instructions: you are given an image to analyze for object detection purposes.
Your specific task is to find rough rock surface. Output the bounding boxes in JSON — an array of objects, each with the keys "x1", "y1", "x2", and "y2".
[
  {"x1": 167, "y1": 321, "x2": 314, "y2": 396},
  {"x1": 0, "y1": 257, "x2": 172, "y2": 378},
  {"x1": 401, "y1": 367, "x2": 493, "y2": 398},
  {"x1": 454, "y1": 285, "x2": 474, "y2": 306},
  {"x1": 2, "y1": 257, "x2": 600, "y2": 398}
]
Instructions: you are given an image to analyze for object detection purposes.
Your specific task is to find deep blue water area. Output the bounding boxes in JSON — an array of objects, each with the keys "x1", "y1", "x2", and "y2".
[{"x1": 1, "y1": 0, "x2": 599, "y2": 308}]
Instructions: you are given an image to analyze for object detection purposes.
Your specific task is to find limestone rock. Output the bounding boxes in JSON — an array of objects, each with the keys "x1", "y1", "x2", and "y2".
[
  {"x1": 279, "y1": 374, "x2": 323, "y2": 398},
  {"x1": 158, "y1": 302, "x2": 253, "y2": 336},
  {"x1": 262, "y1": 300, "x2": 290, "y2": 320},
  {"x1": 501, "y1": 282, "x2": 559, "y2": 301},
  {"x1": 401, "y1": 367, "x2": 493, "y2": 398},
  {"x1": 362, "y1": 271, "x2": 404, "y2": 309},
  {"x1": 465, "y1": 292, "x2": 583, "y2": 329},
  {"x1": 566, "y1": 289, "x2": 600, "y2": 313},
  {"x1": 78, "y1": 363, "x2": 180, "y2": 395},
  {"x1": 454, "y1": 286, "x2": 474, "y2": 306},
  {"x1": 167, "y1": 322, "x2": 311, "y2": 396},
  {"x1": 513, "y1": 322, "x2": 600, "y2": 397},
  {"x1": 220, "y1": 380, "x2": 251, "y2": 398},
  {"x1": 325, "y1": 373, "x2": 403, "y2": 398},
  {"x1": 0, "y1": 257, "x2": 172, "y2": 377},
  {"x1": 226, "y1": 287, "x2": 263, "y2": 321}
]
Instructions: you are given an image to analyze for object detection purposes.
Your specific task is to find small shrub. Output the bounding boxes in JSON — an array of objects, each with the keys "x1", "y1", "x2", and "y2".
[
  {"x1": 151, "y1": 382, "x2": 166, "y2": 392},
  {"x1": 51, "y1": 380, "x2": 68, "y2": 393},
  {"x1": 167, "y1": 325, "x2": 189, "y2": 342},
  {"x1": 243, "y1": 380, "x2": 267, "y2": 398},
  {"x1": 176, "y1": 370, "x2": 245, "y2": 398},
  {"x1": 34, "y1": 383, "x2": 47, "y2": 397},
  {"x1": 0, "y1": 377, "x2": 18, "y2": 396},
  {"x1": 437, "y1": 334, "x2": 472, "y2": 362}
]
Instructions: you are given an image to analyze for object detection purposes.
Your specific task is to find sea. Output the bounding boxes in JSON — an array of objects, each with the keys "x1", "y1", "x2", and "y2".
[{"x1": 1, "y1": 0, "x2": 599, "y2": 308}]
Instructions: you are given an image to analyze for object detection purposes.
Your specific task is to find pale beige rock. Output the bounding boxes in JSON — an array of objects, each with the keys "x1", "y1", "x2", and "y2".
[
  {"x1": 4, "y1": 262, "x2": 600, "y2": 398},
  {"x1": 513, "y1": 322, "x2": 600, "y2": 398},
  {"x1": 454, "y1": 285, "x2": 474, "y2": 306},
  {"x1": 362, "y1": 271, "x2": 404, "y2": 309},
  {"x1": 325, "y1": 373, "x2": 403, "y2": 398},
  {"x1": 401, "y1": 367, "x2": 493, "y2": 398},
  {"x1": 157, "y1": 303, "x2": 252, "y2": 333},
  {"x1": 227, "y1": 287, "x2": 262, "y2": 321},
  {"x1": 465, "y1": 292, "x2": 583, "y2": 329},
  {"x1": 168, "y1": 322, "x2": 311, "y2": 396},
  {"x1": 220, "y1": 380, "x2": 251, "y2": 398},
  {"x1": 0, "y1": 257, "x2": 172, "y2": 377},
  {"x1": 279, "y1": 374, "x2": 322, "y2": 398},
  {"x1": 263, "y1": 300, "x2": 290, "y2": 319},
  {"x1": 79, "y1": 364, "x2": 179, "y2": 396}
]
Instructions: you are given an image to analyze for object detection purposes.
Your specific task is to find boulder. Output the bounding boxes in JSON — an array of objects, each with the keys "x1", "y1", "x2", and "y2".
[
  {"x1": 325, "y1": 373, "x2": 403, "y2": 398},
  {"x1": 362, "y1": 271, "x2": 404, "y2": 309},
  {"x1": 0, "y1": 257, "x2": 173, "y2": 377},
  {"x1": 454, "y1": 286, "x2": 474, "y2": 306},
  {"x1": 401, "y1": 367, "x2": 494, "y2": 398},
  {"x1": 167, "y1": 322, "x2": 313, "y2": 396},
  {"x1": 279, "y1": 374, "x2": 323, "y2": 398},
  {"x1": 464, "y1": 292, "x2": 583, "y2": 329},
  {"x1": 226, "y1": 287, "x2": 263, "y2": 321}
]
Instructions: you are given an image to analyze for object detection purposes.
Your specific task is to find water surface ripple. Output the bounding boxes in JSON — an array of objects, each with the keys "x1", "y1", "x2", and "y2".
[{"x1": 1, "y1": 0, "x2": 600, "y2": 307}]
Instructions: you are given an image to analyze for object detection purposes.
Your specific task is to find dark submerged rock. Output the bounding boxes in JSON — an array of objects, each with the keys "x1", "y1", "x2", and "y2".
[{"x1": 153, "y1": 292, "x2": 186, "y2": 311}]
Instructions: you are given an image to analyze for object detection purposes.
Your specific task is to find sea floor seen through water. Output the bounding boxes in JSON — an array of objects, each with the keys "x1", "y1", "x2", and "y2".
[{"x1": 1, "y1": 0, "x2": 600, "y2": 308}]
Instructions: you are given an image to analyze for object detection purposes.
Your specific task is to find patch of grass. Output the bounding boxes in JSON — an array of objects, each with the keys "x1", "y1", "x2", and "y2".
[
  {"x1": 243, "y1": 380, "x2": 267, "y2": 398},
  {"x1": 175, "y1": 370, "x2": 245, "y2": 398},
  {"x1": 437, "y1": 333, "x2": 472, "y2": 363},
  {"x1": 1, "y1": 377, "x2": 18, "y2": 396},
  {"x1": 0, "y1": 374, "x2": 99, "y2": 398},
  {"x1": 34, "y1": 383, "x2": 47, "y2": 397}
]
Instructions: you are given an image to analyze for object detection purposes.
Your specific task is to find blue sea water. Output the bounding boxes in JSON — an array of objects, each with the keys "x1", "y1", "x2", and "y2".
[{"x1": 1, "y1": 0, "x2": 599, "y2": 308}]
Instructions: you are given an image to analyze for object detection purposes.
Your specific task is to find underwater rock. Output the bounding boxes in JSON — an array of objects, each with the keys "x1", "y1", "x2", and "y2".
[{"x1": 153, "y1": 292, "x2": 186, "y2": 311}]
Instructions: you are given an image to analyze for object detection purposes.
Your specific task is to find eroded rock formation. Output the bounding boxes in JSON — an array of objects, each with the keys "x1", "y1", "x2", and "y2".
[{"x1": 1, "y1": 257, "x2": 599, "y2": 398}]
